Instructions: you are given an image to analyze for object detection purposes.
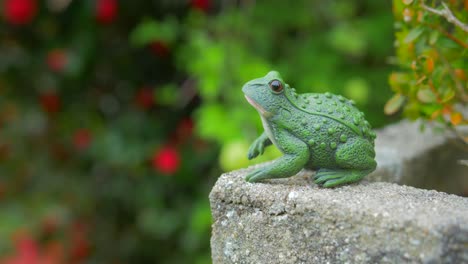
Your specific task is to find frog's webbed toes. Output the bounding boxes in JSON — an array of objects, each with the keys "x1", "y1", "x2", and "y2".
[
  {"x1": 247, "y1": 140, "x2": 265, "y2": 160},
  {"x1": 245, "y1": 168, "x2": 267, "y2": 182},
  {"x1": 314, "y1": 168, "x2": 369, "y2": 188},
  {"x1": 247, "y1": 147, "x2": 259, "y2": 160}
]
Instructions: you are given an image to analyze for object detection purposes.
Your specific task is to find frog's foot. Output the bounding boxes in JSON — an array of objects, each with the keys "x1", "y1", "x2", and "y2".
[
  {"x1": 245, "y1": 168, "x2": 264, "y2": 182},
  {"x1": 247, "y1": 140, "x2": 265, "y2": 160},
  {"x1": 314, "y1": 168, "x2": 371, "y2": 188},
  {"x1": 247, "y1": 133, "x2": 271, "y2": 160}
]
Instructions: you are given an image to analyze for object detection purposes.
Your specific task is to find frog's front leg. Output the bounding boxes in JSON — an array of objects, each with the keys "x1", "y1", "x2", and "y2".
[
  {"x1": 245, "y1": 132, "x2": 309, "y2": 182},
  {"x1": 247, "y1": 132, "x2": 272, "y2": 160}
]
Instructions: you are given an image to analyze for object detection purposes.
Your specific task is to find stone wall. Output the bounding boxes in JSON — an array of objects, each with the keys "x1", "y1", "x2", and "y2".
[
  {"x1": 370, "y1": 120, "x2": 467, "y2": 195},
  {"x1": 210, "y1": 120, "x2": 468, "y2": 263},
  {"x1": 210, "y1": 169, "x2": 468, "y2": 263}
]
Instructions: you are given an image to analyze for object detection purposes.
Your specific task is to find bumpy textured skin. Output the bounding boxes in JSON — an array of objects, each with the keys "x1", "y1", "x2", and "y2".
[{"x1": 243, "y1": 71, "x2": 376, "y2": 187}]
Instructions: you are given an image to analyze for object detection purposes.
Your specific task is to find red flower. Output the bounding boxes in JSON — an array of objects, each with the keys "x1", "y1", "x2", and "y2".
[
  {"x1": 46, "y1": 49, "x2": 68, "y2": 73},
  {"x1": 39, "y1": 92, "x2": 60, "y2": 114},
  {"x1": 149, "y1": 41, "x2": 169, "y2": 57},
  {"x1": 3, "y1": 0, "x2": 37, "y2": 25},
  {"x1": 73, "y1": 129, "x2": 92, "y2": 151},
  {"x1": 191, "y1": 0, "x2": 210, "y2": 12},
  {"x1": 1, "y1": 234, "x2": 39, "y2": 264},
  {"x1": 135, "y1": 88, "x2": 155, "y2": 110},
  {"x1": 151, "y1": 146, "x2": 180, "y2": 175},
  {"x1": 95, "y1": 0, "x2": 118, "y2": 24}
]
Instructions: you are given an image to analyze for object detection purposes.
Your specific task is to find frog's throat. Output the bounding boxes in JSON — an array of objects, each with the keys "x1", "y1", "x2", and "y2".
[{"x1": 245, "y1": 95, "x2": 273, "y2": 118}]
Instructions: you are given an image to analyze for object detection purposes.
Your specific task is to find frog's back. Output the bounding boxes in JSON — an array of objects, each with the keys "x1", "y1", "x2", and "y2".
[{"x1": 287, "y1": 91, "x2": 375, "y2": 143}]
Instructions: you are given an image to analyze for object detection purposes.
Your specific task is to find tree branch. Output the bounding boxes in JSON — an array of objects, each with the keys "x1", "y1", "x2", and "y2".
[
  {"x1": 425, "y1": 23, "x2": 468, "y2": 49},
  {"x1": 421, "y1": 2, "x2": 468, "y2": 33}
]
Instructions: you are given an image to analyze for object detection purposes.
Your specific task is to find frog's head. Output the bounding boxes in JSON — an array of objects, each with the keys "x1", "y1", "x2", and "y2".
[{"x1": 242, "y1": 71, "x2": 293, "y2": 118}]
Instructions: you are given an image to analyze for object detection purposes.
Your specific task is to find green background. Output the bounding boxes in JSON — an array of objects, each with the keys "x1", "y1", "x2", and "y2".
[{"x1": 0, "y1": 0, "x2": 397, "y2": 263}]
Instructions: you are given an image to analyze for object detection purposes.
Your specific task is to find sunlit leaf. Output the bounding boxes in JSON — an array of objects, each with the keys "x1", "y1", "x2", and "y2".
[
  {"x1": 431, "y1": 109, "x2": 441, "y2": 119},
  {"x1": 404, "y1": 27, "x2": 424, "y2": 43},
  {"x1": 384, "y1": 93, "x2": 405, "y2": 115},
  {"x1": 388, "y1": 72, "x2": 410, "y2": 92},
  {"x1": 421, "y1": 104, "x2": 441, "y2": 117},
  {"x1": 429, "y1": 30, "x2": 439, "y2": 45},
  {"x1": 440, "y1": 88, "x2": 455, "y2": 103},
  {"x1": 417, "y1": 87, "x2": 437, "y2": 103},
  {"x1": 402, "y1": 8, "x2": 414, "y2": 23}
]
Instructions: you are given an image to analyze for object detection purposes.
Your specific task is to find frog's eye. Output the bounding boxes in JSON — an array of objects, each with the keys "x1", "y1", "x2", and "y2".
[{"x1": 269, "y1": 79, "x2": 283, "y2": 94}]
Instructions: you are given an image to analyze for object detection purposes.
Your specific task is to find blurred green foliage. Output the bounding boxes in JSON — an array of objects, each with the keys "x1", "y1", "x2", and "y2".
[
  {"x1": 0, "y1": 0, "x2": 395, "y2": 263},
  {"x1": 182, "y1": 1, "x2": 395, "y2": 171},
  {"x1": 390, "y1": 0, "x2": 467, "y2": 139}
]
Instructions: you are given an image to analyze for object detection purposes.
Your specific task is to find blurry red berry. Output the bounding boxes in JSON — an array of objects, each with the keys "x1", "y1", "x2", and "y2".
[
  {"x1": 70, "y1": 221, "x2": 90, "y2": 261},
  {"x1": 73, "y1": 129, "x2": 92, "y2": 151},
  {"x1": 151, "y1": 146, "x2": 180, "y2": 175},
  {"x1": 149, "y1": 41, "x2": 169, "y2": 57},
  {"x1": 3, "y1": 0, "x2": 37, "y2": 25},
  {"x1": 95, "y1": 0, "x2": 117, "y2": 24},
  {"x1": 46, "y1": 49, "x2": 68, "y2": 73},
  {"x1": 39, "y1": 92, "x2": 60, "y2": 114},
  {"x1": 135, "y1": 88, "x2": 154, "y2": 109},
  {"x1": 191, "y1": 0, "x2": 210, "y2": 12},
  {"x1": 70, "y1": 235, "x2": 90, "y2": 261}
]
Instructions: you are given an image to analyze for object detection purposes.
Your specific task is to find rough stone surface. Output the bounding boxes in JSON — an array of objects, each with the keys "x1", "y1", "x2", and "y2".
[
  {"x1": 369, "y1": 120, "x2": 467, "y2": 195},
  {"x1": 210, "y1": 168, "x2": 468, "y2": 264}
]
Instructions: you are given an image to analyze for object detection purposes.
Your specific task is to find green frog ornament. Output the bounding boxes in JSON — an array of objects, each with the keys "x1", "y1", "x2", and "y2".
[{"x1": 243, "y1": 71, "x2": 376, "y2": 188}]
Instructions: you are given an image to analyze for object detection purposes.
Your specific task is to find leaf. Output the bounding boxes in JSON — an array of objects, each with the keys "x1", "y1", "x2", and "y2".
[
  {"x1": 402, "y1": 0, "x2": 413, "y2": 5},
  {"x1": 430, "y1": 109, "x2": 441, "y2": 119},
  {"x1": 384, "y1": 93, "x2": 405, "y2": 115},
  {"x1": 389, "y1": 72, "x2": 408, "y2": 85},
  {"x1": 417, "y1": 87, "x2": 437, "y2": 103},
  {"x1": 421, "y1": 104, "x2": 441, "y2": 117},
  {"x1": 404, "y1": 27, "x2": 424, "y2": 43},
  {"x1": 440, "y1": 88, "x2": 455, "y2": 103},
  {"x1": 130, "y1": 18, "x2": 178, "y2": 47},
  {"x1": 429, "y1": 30, "x2": 439, "y2": 45},
  {"x1": 403, "y1": 102, "x2": 420, "y2": 120},
  {"x1": 450, "y1": 112, "x2": 463, "y2": 126}
]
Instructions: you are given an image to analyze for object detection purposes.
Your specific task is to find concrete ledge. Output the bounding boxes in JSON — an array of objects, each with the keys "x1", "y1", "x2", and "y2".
[{"x1": 210, "y1": 168, "x2": 468, "y2": 263}]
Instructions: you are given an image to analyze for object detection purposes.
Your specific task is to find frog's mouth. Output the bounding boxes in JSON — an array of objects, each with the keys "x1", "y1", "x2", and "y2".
[{"x1": 245, "y1": 95, "x2": 272, "y2": 117}]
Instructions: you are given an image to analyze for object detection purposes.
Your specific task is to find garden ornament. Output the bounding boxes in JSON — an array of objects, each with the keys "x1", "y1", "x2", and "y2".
[{"x1": 243, "y1": 71, "x2": 377, "y2": 187}]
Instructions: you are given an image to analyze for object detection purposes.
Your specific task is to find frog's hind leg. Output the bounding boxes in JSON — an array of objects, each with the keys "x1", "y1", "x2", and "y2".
[{"x1": 314, "y1": 138, "x2": 376, "y2": 188}]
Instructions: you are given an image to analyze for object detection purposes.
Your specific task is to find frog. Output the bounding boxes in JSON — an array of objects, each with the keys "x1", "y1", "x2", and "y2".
[{"x1": 242, "y1": 71, "x2": 376, "y2": 188}]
